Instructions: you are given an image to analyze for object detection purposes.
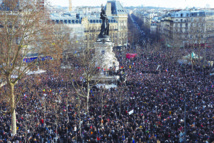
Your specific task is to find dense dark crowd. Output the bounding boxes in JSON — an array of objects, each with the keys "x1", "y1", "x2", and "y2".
[{"x1": 0, "y1": 47, "x2": 214, "y2": 143}]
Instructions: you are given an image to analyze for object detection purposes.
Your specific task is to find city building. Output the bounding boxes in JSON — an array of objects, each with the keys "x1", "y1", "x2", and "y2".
[
  {"x1": 50, "y1": 13, "x2": 85, "y2": 40},
  {"x1": 143, "y1": 13, "x2": 158, "y2": 30},
  {"x1": 105, "y1": 0, "x2": 128, "y2": 47},
  {"x1": 150, "y1": 16, "x2": 161, "y2": 34},
  {"x1": 160, "y1": 8, "x2": 214, "y2": 47},
  {"x1": 74, "y1": 6, "x2": 100, "y2": 14},
  {"x1": 50, "y1": 0, "x2": 128, "y2": 49},
  {"x1": 82, "y1": 16, "x2": 118, "y2": 49}
]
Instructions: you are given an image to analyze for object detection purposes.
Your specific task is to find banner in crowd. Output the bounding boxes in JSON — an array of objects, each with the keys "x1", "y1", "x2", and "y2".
[
  {"x1": 129, "y1": 109, "x2": 134, "y2": 115},
  {"x1": 126, "y1": 53, "x2": 137, "y2": 59}
]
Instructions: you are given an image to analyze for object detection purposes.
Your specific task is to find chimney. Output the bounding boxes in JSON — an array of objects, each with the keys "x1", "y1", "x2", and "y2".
[{"x1": 69, "y1": 0, "x2": 72, "y2": 11}]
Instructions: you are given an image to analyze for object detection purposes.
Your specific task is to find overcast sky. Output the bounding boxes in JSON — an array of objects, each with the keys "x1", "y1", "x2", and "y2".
[{"x1": 48, "y1": 0, "x2": 214, "y2": 8}]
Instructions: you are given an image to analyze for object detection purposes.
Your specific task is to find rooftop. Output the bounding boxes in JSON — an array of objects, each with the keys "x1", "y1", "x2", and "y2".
[
  {"x1": 105, "y1": 0, "x2": 127, "y2": 15},
  {"x1": 50, "y1": 12, "x2": 118, "y2": 24}
]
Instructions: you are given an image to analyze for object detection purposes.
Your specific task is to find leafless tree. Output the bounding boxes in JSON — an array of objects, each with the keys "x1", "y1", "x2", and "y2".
[{"x1": 0, "y1": 0, "x2": 62, "y2": 135}]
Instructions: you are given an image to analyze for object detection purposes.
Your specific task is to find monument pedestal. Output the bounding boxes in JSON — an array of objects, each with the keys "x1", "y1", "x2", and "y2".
[
  {"x1": 93, "y1": 38, "x2": 119, "y2": 71},
  {"x1": 91, "y1": 38, "x2": 120, "y2": 88},
  {"x1": 90, "y1": 6, "x2": 120, "y2": 89}
]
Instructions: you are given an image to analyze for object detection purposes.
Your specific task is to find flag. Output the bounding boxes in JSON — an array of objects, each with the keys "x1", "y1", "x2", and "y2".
[
  {"x1": 97, "y1": 137, "x2": 100, "y2": 141},
  {"x1": 43, "y1": 89, "x2": 45, "y2": 92}
]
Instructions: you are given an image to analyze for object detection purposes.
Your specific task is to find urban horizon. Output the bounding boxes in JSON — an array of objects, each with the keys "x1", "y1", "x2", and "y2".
[{"x1": 49, "y1": 0, "x2": 214, "y2": 9}]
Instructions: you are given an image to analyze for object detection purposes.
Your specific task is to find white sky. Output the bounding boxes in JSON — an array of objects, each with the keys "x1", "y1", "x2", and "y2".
[{"x1": 48, "y1": 0, "x2": 214, "y2": 8}]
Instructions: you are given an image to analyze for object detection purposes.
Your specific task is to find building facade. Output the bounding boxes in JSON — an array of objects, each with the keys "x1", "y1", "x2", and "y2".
[
  {"x1": 82, "y1": 16, "x2": 118, "y2": 49},
  {"x1": 105, "y1": 0, "x2": 128, "y2": 47},
  {"x1": 160, "y1": 8, "x2": 214, "y2": 47},
  {"x1": 50, "y1": 0, "x2": 128, "y2": 49}
]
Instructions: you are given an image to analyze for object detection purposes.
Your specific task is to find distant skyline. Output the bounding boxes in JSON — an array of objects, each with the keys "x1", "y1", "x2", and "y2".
[{"x1": 48, "y1": 0, "x2": 214, "y2": 9}]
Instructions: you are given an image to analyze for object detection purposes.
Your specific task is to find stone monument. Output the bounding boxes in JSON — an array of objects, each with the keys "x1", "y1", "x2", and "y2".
[{"x1": 91, "y1": 5, "x2": 119, "y2": 86}]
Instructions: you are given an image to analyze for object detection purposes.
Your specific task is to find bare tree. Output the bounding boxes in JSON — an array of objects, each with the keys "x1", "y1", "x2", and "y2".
[
  {"x1": 0, "y1": 0, "x2": 62, "y2": 135},
  {"x1": 66, "y1": 46, "x2": 105, "y2": 113}
]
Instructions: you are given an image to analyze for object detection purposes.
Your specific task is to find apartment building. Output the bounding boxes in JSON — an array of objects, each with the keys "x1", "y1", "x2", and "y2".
[
  {"x1": 160, "y1": 8, "x2": 214, "y2": 47},
  {"x1": 105, "y1": 0, "x2": 128, "y2": 47}
]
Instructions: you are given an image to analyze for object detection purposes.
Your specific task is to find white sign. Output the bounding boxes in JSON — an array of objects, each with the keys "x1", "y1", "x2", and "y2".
[{"x1": 129, "y1": 110, "x2": 134, "y2": 115}]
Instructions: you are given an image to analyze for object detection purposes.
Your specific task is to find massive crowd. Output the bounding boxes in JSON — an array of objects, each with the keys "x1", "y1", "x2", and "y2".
[{"x1": 0, "y1": 47, "x2": 214, "y2": 143}]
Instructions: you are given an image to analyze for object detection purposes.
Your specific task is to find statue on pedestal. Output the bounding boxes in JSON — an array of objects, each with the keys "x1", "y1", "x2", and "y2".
[{"x1": 99, "y1": 5, "x2": 109, "y2": 38}]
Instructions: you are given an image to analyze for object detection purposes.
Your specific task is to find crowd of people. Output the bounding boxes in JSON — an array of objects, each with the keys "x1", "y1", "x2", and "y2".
[{"x1": 0, "y1": 47, "x2": 214, "y2": 143}]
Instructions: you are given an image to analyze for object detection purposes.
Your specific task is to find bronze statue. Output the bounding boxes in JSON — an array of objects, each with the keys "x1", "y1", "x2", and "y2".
[{"x1": 99, "y1": 5, "x2": 109, "y2": 38}]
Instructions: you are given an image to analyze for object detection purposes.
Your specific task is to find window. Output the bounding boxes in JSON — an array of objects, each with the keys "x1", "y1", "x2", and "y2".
[
  {"x1": 181, "y1": 14, "x2": 183, "y2": 17},
  {"x1": 101, "y1": 50, "x2": 105, "y2": 55}
]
